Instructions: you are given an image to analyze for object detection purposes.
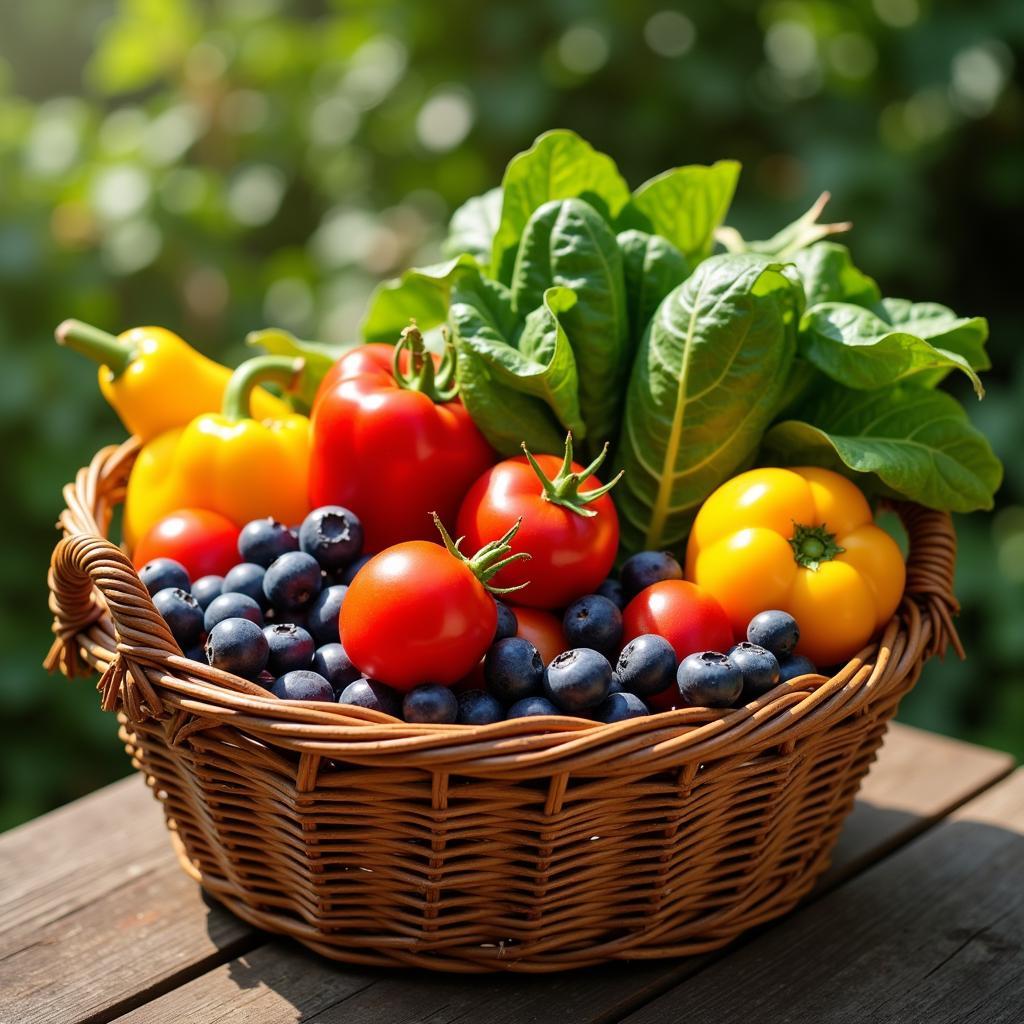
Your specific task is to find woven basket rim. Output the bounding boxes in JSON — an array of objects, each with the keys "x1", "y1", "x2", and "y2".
[{"x1": 46, "y1": 438, "x2": 961, "y2": 774}]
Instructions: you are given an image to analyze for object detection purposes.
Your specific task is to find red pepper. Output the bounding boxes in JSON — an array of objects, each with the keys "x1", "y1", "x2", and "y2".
[{"x1": 309, "y1": 325, "x2": 495, "y2": 552}]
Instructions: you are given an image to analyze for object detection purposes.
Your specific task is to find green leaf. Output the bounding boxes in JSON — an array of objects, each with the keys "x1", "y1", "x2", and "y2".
[
  {"x1": 490, "y1": 130, "x2": 631, "y2": 284},
  {"x1": 800, "y1": 302, "x2": 985, "y2": 397},
  {"x1": 615, "y1": 253, "x2": 800, "y2": 553},
  {"x1": 718, "y1": 192, "x2": 851, "y2": 258},
  {"x1": 617, "y1": 228, "x2": 690, "y2": 348},
  {"x1": 360, "y1": 255, "x2": 476, "y2": 344},
  {"x1": 245, "y1": 328, "x2": 349, "y2": 412},
  {"x1": 791, "y1": 242, "x2": 881, "y2": 307},
  {"x1": 880, "y1": 297, "x2": 991, "y2": 372},
  {"x1": 764, "y1": 384, "x2": 1003, "y2": 513},
  {"x1": 450, "y1": 273, "x2": 572, "y2": 455},
  {"x1": 510, "y1": 198, "x2": 628, "y2": 454},
  {"x1": 618, "y1": 160, "x2": 740, "y2": 264},
  {"x1": 442, "y1": 187, "x2": 503, "y2": 263}
]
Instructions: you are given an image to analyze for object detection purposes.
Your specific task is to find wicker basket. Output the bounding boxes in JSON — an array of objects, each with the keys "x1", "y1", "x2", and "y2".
[{"x1": 46, "y1": 439, "x2": 962, "y2": 973}]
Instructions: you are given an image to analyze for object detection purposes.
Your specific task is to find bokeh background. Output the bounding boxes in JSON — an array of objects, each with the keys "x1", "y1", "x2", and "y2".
[{"x1": 2, "y1": 0, "x2": 1021, "y2": 829}]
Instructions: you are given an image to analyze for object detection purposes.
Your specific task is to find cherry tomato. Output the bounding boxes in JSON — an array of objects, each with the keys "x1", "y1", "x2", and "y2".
[
  {"x1": 310, "y1": 332, "x2": 494, "y2": 552},
  {"x1": 133, "y1": 508, "x2": 239, "y2": 580},
  {"x1": 456, "y1": 435, "x2": 620, "y2": 609},
  {"x1": 622, "y1": 580, "x2": 734, "y2": 710},
  {"x1": 509, "y1": 605, "x2": 567, "y2": 665},
  {"x1": 340, "y1": 515, "x2": 527, "y2": 692}
]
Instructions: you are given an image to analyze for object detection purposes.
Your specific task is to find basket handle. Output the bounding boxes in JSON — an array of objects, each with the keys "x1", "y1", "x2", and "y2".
[{"x1": 897, "y1": 502, "x2": 964, "y2": 659}]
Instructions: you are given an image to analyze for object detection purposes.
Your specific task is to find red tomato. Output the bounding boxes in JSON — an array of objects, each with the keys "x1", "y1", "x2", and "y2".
[
  {"x1": 310, "y1": 340, "x2": 495, "y2": 552},
  {"x1": 133, "y1": 508, "x2": 239, "y2": 580},
  {"x1": 340, "y1": 540, "x2": 498, "y2": 692},
  {"x1": 456, "y1": 438, "x2": 620, "y2": 609},
  {"x1": 622, "y1": 580, "x2": 734, "y2": 711},
  {"x1": 509, "y1": 605, "x2": 567, "y2": 665}
]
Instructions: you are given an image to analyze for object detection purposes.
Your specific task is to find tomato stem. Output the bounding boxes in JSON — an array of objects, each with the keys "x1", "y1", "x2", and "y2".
[
  {"x1": 789, "y1": 522, "x2": 845, "y2": 571},
  {"x1": 431, "y1": 512, "x2": 531, "y2": 594},
  {"x1": 521, "y1": 432, "x2": 623, "y2": 519},
  {"x1": 392, "y1": 321, "x2": 459, "y2": 403}
]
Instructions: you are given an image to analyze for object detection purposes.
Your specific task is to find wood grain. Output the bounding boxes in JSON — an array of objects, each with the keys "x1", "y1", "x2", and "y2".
[
  {"x1": 0, "y1": 775, "x2": 260, "y2": 1024},
  {"x1": 622, "y1": 768, "x2": 1024, "y2": 1024},
  {"x1": 107, "y1": 723, "x2": 1013, "y2": 1024}
]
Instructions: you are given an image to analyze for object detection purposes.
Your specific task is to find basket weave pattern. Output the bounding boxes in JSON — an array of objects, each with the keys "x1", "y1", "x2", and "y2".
[{"x1": 46, "y1": 440, "x2": 961, "y2": 972}]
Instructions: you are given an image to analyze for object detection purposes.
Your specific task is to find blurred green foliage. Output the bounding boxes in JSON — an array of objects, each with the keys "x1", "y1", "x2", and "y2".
[{"x1": 1, "y1": 0, "x2": 1021, "y2": 830}]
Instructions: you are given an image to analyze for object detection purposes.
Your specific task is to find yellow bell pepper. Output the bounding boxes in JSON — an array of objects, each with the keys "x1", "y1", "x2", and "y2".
[
  {"x1": 56, "y1": 319, "x2": 289, "y2": 443},
  {"x1": 124, "y1": 356, "x2": 311, "y2": 546},
  {"x1": 685, "y1": 466, "x2": 906, "y2": 666}
]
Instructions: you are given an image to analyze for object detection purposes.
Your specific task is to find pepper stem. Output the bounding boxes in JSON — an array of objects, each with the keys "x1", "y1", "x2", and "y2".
[
  {"x1": 789, "y1": 522, "x2": 845, "y2": 571},
  {"x1": 55, "y1": 319, "x2": 134, "y2": 377},
  {"x1": 222, "y1": 355, "x2": 304, "y2": 421},
  {"x1": 521, "y1": 432, "x2": 624, "y2": 519},
  {"x1": 431, "y1": 513, "x2": 531, "y2": 595},
  {"x1": 392, "y1": 321, "x2": 458, "y2": 403}
]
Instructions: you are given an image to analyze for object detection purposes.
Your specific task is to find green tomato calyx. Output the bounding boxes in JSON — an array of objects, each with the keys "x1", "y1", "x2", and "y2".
[
  {"x1": 392, "y1": 321, "x2": 458, "y2": 403},
  {"x1": 431, "y1": 513, "x2": 531, "y2": 595},
  {"x1": 522, "y1": 432, "x2": 623, "y2": 519},
  {"x1": 790, "y1": 522, "x2": 845, "y2": 571}
]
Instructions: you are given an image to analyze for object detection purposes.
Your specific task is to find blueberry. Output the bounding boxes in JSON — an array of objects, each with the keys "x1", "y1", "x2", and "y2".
[
  {"x1": 506, "y1": 696, "x2": 561, "y2": 719},
  {"x1": 238, "y1": 517, "x2": 298, "y2": 567},
  {"x1": 299, "y1": 505, "x2": 364, "y2": 570},
  {"x1": 338, "y1": 678, "x2": 401, "y2": 717},
  {"x1": 777, "y1": 653, "x2": 818, "y2": 684},
  {"x1": 563, "y1": 594, "x2": 622, "y2": 660},
  {"x1": 608, "y1": 673, "x2": 624, "y2": 694},
  {"x1": 263, "y1": 551, "x2": 322, "y2": 612},
  {"x1": 598, "y1": 691, "x2": 650, "y2": 723},
  {"x1": 153, "y1": 587, "x2": 204, "y2": 648},
  {"x1": 139, "y1": 558, "x2": 190, "y2": 596},
  {"x1": 306, "y1": 584, "x2": 347, "y2": 646},
  {"x1": 312, "y1": 643, "x2": 361, "y2": 692},
  {"x1": 615, "y1": 634, "x2": 677, "y2": 697},
  {"x1": 205, "y1": 617, "x2": 268, "y2": 679},
  {"x1": 402, "y1": 684, "x2": 458, "y2": 724},
  {"x1": 270, "y1": 670, "x2": 335, "y2": 702},
  {"x1": 676, "y1": 651, "x2": 743, "y2": 708},
  {"x1": 484, "y1": 637, "x2": 544, "y2": 704},
  {"x1": 619, "y1": 550, "x2": 683, "y2": 601},
  {"x1": 456, "y1": 689, "x2": 505, "y2": 725},
  {"x1": 596, "y1": 577, "x2": 625, "y2": 610},
  {"x1": 223, "y1": 562, "x2": 269, "y2": 609},
  {"x1": 337, "y1": 553, "x2": 373, "y2": 585},
  {"x1": 191, "y1": 574, "x2": 224, "y2": 611},
  {"x1": 543, "y1": 648, "x2": 613, "y2": 712},
  {"x1": 493, "y1": 600, "x2": 519, "y2": 643},
  {"x1": 182, "y1": 644, "x2": 208, "y2": 665},
  {"x1": 746, "y1": 610, "x2": 800, "y2": 658},
  {"x1": 263, "y1": 623, "x2": 315, "y2": 676},
  {"x1": 729, "y1": 642, "x2": 780, "y2": 700},
  {"x1": 203, "y1": 592, "x2": 264, "y2": 632}
]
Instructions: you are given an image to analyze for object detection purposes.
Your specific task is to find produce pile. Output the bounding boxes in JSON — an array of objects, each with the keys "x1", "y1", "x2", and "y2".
[{"x1": 58, "y1": 130, "x2": 1002, "y2": 726}]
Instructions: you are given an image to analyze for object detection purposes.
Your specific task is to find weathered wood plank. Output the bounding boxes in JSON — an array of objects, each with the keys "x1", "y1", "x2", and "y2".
[
  {"x1": 621, "y1": 768, "x2": 1024, "y2": 1024},
  {"x1": 109, "y1": 724, "x2": 1013, "y2": 1024},
  {"x1": 0, "y1": 775, "x2": 261, "y2": 1024}
]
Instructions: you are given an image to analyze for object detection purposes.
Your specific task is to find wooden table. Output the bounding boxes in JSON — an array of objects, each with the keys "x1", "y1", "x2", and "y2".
[{"x1": 2, "y1": 723, "x2": 1021, "y2": 1024}]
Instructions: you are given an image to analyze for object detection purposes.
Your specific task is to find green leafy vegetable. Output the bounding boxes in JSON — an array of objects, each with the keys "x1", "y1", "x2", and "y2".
[
  {"x1": 615, "y1": 253, "x2": 801, "y2": 552},
  {"x1": 442, "y1": 188, "x2": 502, "y2": 263},
  {"x1": 765, "y1": 383, "x2": 1003, "y2": 513},
  {"x1": 879, "y1": 298, "x2": 991, "y2": 372},
  {"x1": 718, "y1": 192, "x2": 851, "y2": 258},
  {"x1": 510, "y1": 198, "x2": 628, "y2": 453},
  {"x1": 490, "y1": 130, "x2": 631, "y2": 284},
  {"x1": 618, "y1": 161, "x2": 740, "y2": 264},
  {"x1": 800, "y1": 301, "x2": 985, "y2": 397},
  {"x1": 617, "y1": 228, "x2": 690, "y2": 347},
  {"x1": 791, "y1": 241, "x2": 881, "y2": 307},
  {"x1": 360, "y1": 255, "x2": 476, "y2": 343},
  {"x1": 450, "y1": 272, "x2": 577, "y2": 455}
]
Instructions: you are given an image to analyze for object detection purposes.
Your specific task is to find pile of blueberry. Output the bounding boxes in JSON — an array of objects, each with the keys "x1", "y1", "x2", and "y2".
[
  {"x1": 676, "y1": 610, "x2": 817, "y2": 708},
  {"x1": 141, "y1": 505, "x2": 368, "y2": 701}
]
